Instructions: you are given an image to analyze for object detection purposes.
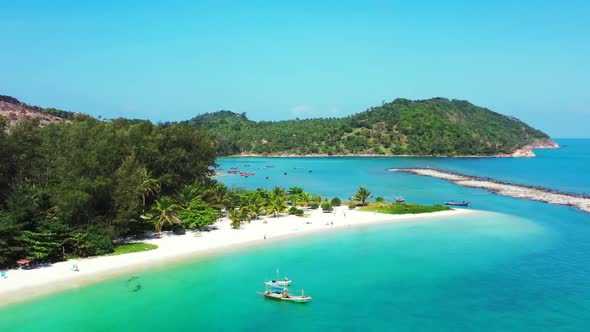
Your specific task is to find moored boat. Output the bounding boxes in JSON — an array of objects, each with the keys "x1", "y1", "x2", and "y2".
[
  {"x1": 264, "y1": 277, "x2": 292, "y2": 286},
  {"x1": 395, "y1": 197, "x2": 405, "y2": 203},
  {"x1": 257, "y1": 287, "x2": 311, "y2": 303},
  {"x1": 444, "y1": 201, "x2": 471, "y2": 206}
]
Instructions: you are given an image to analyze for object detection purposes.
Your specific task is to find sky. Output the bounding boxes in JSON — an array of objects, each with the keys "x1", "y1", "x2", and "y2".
[{"x1": 1, "y1": 0, "x2": 589, "y2": 137}]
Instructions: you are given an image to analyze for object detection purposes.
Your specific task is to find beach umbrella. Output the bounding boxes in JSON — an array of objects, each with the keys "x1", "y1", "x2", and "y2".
[{"x1": 17, "y1": 259, "x2": 30, "y2": 268}]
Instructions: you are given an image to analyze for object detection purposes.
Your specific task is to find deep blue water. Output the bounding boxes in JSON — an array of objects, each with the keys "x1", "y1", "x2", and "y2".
[{"x1": 0, "y1": 139, "x2": 589, "y2": 331}]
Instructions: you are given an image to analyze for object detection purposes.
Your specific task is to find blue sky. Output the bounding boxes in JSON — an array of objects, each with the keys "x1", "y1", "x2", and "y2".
[{"x1": 1, "y1": 0, "x2": 588, "y2": 137}]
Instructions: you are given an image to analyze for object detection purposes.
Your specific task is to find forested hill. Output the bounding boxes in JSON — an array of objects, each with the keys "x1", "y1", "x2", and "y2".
[{"x1": 187, "y1": 98, "x2": 554, "y2": 156}]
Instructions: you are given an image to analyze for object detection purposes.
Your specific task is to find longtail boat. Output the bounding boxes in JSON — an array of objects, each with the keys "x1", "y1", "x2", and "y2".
[{"x1": 257, "y1": 287, "x2": 311, "y2": 303}]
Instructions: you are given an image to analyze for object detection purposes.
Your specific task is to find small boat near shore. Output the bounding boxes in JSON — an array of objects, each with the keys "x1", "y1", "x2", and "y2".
[
  {"x1": 444, "y1": 201, "x2": 471, "y2": 206},
  {"x1": 395, "y1": 197, "x2": 405, "y2": 203}
]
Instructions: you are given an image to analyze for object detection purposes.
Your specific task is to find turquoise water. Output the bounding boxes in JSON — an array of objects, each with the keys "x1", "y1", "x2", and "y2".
[{"x1": 1, "y1": 139, "x2": 589, "y2": 331}]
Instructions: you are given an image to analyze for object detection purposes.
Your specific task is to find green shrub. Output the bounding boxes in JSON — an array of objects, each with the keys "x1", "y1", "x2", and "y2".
[
  {"x1": 172, "y1": 223, "x2": 186, "y2": 235},
  {"x1": 311, "y1": 194, "x2": 322, "y2": 203},
  {"x1": 348, "y1": 205, "x2": 356, "y2": 210},
  {"x1": 375, "y1": 196, "x2": 385, "y2": 203},
  {"x1": 294, "y1": 209, "x2": 304, "y2": 216},
  {"x1": 72, "y1": 229, "x2": 114, "y2": 257},
  {"x1": 289, "y1": 206, "x2": 299, "y2": 215},
  {"x1": 310, "y1": 203, "x2": 319, "y2": 209},
  {"x1": 330, "y1": 197, "x2": 342, "y2": 206},
  {"x1": 321, "y1": 203, "x2": 333, "y2": 212}
]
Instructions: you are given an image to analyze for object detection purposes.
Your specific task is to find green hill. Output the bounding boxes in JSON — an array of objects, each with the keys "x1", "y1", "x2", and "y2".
[{"x1": 186, "y1": 98, "x2": 553, "y2": 156}]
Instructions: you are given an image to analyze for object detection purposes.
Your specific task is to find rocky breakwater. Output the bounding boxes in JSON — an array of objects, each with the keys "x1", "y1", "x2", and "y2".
[{"x1": 390, "y1": 168, "x2": 590, "y2": 214}]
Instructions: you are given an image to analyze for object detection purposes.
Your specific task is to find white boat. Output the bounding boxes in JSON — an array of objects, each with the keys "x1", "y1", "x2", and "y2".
[
  {"x1": 265, "y1": 269, "x2": 292, "y2": 286},
  {"x1": 264, "y1": 277, "x2": 292, "y2": 286}
]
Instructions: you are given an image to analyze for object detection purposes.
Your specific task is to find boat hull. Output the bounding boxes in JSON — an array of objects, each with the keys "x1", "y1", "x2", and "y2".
[{"x1": 257, "y1": 291, "x2": 312, "y2": 303}]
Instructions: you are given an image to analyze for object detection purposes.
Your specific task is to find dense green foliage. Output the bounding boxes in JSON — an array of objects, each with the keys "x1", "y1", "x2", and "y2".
[
  {"x1": 0, "y1": 117, "x2": 216, "y2": 268},
  {"x1": 359, "y1": 203, "x2": 451, "y2": 214},
  {"x1": 187, "y1": 98, "x2": 550, "y2": 156},
  {"x1": 109, "y1": 243, "x2": 158, "y2": 256}
]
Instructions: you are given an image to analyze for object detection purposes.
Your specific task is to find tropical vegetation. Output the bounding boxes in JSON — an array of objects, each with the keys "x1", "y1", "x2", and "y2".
[
  {"x1": 0, "y1": 116, "x2": 216, "y2": 268},
  {"x1": 0, "y1": 110, "x2": 330, "y2": 269}
]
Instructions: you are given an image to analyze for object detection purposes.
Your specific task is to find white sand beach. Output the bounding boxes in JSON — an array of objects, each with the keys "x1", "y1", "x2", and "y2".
[{"x1": 0, "y1": 207, "x2": 474, "y2": 307}]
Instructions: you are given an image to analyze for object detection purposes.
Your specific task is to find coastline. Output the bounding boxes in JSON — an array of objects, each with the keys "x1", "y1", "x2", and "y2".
[
  {"x1": 391, "y1": 168, "x2": 590, "y2": 213},
  {"x1": 231, "y1": 153, "x2": 534, "y2": 158},
  {"x1": 228, "y1": 141, "x2": 558, "y2": 159},
  {"x1": 0, "y1": 207, "x2": 475, "y2": 308}
]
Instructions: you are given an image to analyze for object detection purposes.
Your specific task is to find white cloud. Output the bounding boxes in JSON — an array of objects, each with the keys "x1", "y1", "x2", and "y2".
[{"x1": 290, "y1": 105, "x2": 313, "y2": 116}]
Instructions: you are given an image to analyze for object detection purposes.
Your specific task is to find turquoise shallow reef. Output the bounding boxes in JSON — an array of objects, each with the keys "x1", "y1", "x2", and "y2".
[{"x1": 1, "y1": 139, "x2": 589, "y2": 331}]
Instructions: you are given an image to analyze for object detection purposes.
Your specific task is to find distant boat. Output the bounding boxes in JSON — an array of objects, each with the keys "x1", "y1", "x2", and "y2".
[
  {"x1": 395, "y1": 197, "x2": 405, "y2": 203},
  {"x1": 445, "y1": 201, "x2": 471, "y2": 206},
  {"x1": 265, "y1": 277, "x2": 292, "y2": 287}
]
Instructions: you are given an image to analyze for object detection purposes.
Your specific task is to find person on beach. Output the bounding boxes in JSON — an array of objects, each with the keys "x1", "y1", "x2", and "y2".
[
  {"x1": 72, "y1": 262, "x2": 79, "y2": 272},
  {"x1": 264, "y1": 234, "x2": 266, "y2": 240}
]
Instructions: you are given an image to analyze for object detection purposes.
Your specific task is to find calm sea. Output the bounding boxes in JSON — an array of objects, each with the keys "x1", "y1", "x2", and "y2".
[{"x1": 1, "y1": 138, "x2": 589, "y2": 331}]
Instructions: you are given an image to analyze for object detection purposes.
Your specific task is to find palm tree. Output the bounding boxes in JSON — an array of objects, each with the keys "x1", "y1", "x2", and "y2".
[
  {"x1": 242, "y1": 196, "x2": 264, "y2": 221},
  {"x1": 138, "y1": 167, "x2": 160, "y2": 211},
  {"x1": 354, "y1": 186, "x2": 372, "y2": 206},
  {"x1": 271, "y1": 186, "x2": 286, "y2": 198},
  {"x1": 267, "y1": 195, "x2": 287, "y2": 217},
  {"x1": 229, "y1": 208, "x2": 245, "y2": 229},
  {"x1": 208, "y1": 182, "x2": 227, "y2": 211},
  {"x1": 299, "y1": 192, "x2": 311, "y2": 208},
  {"x1": 176, "y1": 184, "x2": 201, "y2": 209},
  {"x1": 287, "y1": 187, "x2": 304, "y2": 196},
  {"x1": 150, "y1": 196, "x2": 181, "y2": 233}
]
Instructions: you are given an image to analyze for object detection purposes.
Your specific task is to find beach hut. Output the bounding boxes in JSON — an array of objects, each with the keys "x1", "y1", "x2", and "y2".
[{"x1": 17, "y1": 259, "x2": 30, "y2": 269}]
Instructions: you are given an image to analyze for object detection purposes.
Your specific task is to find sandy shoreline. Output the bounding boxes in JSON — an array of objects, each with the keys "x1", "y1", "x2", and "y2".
[
  {"x1": 391, "y1": 168, "x2": 590, "y2": 213},
  {"x1": 225, "y1": 141, "x2": 558, "y2": 159},
  {"x1": 231, "y1": 153, "x2": 531, "y2": 158},
  {"x1": 0, "y1": 207, "x2": 474, "y2": 308}
]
